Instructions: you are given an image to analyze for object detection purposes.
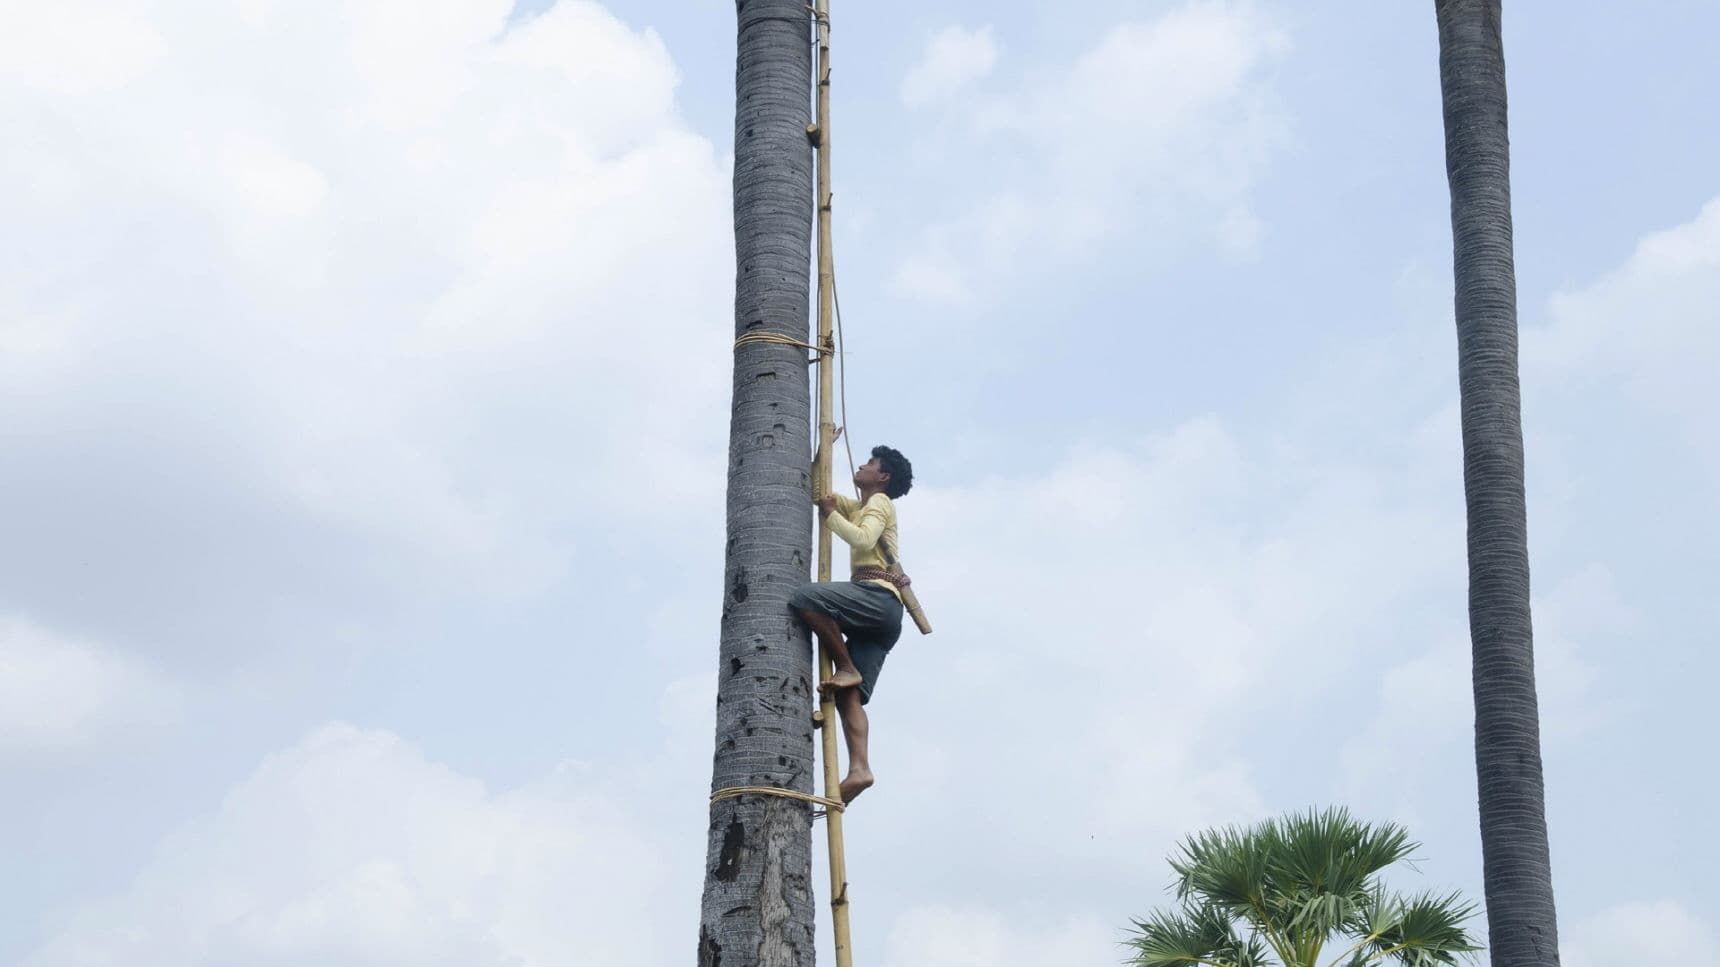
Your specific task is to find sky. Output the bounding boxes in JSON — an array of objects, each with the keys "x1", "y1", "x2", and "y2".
[{"x1": 2, "y1": 0, "x2": 1717, "y2": 964}]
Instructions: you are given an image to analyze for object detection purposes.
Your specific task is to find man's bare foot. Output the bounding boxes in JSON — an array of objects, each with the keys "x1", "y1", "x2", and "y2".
[
  {"x1": 839, "y1": 767, "x2": 874, "y2": 804},
  {"x1": 820, "y1": 668, "x2": 863, "y2": 694}
]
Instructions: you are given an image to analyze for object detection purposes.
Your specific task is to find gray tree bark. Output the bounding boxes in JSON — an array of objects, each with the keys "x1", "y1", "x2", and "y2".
[
  {"x1": 1434, "y1": 3, "x2": 1561, "y2": 965},
  {"x1": 698, "y1": 3, "x2": 818, "y2": 966}
]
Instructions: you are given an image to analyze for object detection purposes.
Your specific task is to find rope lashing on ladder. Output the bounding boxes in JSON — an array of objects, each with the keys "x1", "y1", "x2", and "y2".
[
  {"x1": 710, "y1": 784, "x2": 847, "y2": 814},
  {"x1": 734, "y1": 330, "x2": 831, "y2": 359}
]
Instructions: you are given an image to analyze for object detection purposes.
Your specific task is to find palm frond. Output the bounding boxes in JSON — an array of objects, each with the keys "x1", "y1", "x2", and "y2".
[
  {"x1": 1288, "y1": 890, "x2": 1360, "y2": 937},
  {"x1": 1127, "y1": 908, "x2": 1237, "y2": 967},
  {"x1": 1192, "y1": 903, "x2": 1274, "y2": 967},
  {"x1": 1353, "y1": 890, "x2": 1481, "y2": 966},
  {"x1": 1272, "y1": 807, "x2": 1414, "y2": 899},
  {"x1": 1344, "y1": 881, "x2": 1403, "y2": 943},
  {"x1": 1172, "y1": 826, "x2": 1275, "y2": 921},
  {"x1": 1126, "y1": 902, "x2": 1280, "y2": 967}
]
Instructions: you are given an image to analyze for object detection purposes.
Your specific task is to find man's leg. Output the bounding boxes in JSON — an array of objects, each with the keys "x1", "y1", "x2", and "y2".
[
  {"x1": 796, "y1": 607, "x2": 864, "y2": 693},
  {"x1": 835, "y1": 685, "x2": 874, "y2": 803}
]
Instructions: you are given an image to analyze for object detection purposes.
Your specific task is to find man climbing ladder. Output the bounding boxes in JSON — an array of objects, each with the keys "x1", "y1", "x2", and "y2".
[
  {"x1": 702, "y1": 1, "x2": 937, "y2": 964},
  {"x1": 790, "y1": 445, "x2": 914, "y2": 804}
]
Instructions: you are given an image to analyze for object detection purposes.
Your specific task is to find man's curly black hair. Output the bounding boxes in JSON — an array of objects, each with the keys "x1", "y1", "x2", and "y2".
[{"x1": 872, "y1": 445, "x2": 913, "y2": 499}]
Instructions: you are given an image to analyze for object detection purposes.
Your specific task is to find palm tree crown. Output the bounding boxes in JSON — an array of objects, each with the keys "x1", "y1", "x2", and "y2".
[{"x1": 1128, "y1": 808, "x2": 1480, "y2": 967}]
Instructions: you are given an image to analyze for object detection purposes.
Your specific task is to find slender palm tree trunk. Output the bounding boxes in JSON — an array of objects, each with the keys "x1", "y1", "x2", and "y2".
[
  {"x1": 1434, "y1": 2, "x2": 1561, "y2": 964},
  {"x1": 698, "y1": 2, "x2": 817, "y2": 965}
]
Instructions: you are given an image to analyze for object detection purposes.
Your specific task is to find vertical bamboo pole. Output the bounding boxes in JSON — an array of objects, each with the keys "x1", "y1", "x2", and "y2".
[{"x1": 810, "y1": 2, "x2": 853, "y2": 966}]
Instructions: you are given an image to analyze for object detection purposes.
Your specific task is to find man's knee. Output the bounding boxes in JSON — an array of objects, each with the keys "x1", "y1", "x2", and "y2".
[
  {"x1": 787, "y1": 582, "x2": 826, "y2": 612},
  {"x1": 797, "y1": 607, "x2": 843, "y2": 638}
]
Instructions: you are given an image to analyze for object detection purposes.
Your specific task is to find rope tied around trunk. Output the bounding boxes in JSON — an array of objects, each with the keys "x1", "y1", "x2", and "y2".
[
  {"x1": 734, "y1": 331, "x2": 831, "y2": 357},
  {"x1": 710, "y1": 784, "x2": 847, "y2": 814}
]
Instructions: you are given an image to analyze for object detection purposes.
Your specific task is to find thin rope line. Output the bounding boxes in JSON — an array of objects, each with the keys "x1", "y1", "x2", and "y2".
[
  {"x1": 831, "y1": 257, "x2": 857, "y2": 491},
  {"x1": 711, "y1": 784, "x2": 846, "y2": 813}
]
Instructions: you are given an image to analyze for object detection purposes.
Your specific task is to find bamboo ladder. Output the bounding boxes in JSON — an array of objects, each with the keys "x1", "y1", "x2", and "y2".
[{"x1": 808, "y1": 2, "x2": 856, "y2": 965}]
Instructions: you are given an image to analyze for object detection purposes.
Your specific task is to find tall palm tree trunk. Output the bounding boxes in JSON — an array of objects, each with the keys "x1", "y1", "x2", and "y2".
[
  {"x1": 698, "y1": 2, "x2": 817, "y2": 965},
  {"x1": 1434, "y1": 2, "x2": 1561, "y2": 964}
]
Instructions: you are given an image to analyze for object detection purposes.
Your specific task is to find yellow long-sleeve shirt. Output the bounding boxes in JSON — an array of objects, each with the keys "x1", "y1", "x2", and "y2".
[{"x1": 826, "y1": 492, "x2": 902, "y2": 602}]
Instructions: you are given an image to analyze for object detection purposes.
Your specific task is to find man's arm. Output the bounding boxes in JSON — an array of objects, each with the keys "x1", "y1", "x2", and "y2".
[{"x1": 826, "y1": 496, "x2": 886, "y2": 551}]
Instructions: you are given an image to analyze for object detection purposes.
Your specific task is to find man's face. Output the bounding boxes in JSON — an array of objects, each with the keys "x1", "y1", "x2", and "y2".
[{"x1": 854, "y1": 457, "x2": 890, "y2": 490}]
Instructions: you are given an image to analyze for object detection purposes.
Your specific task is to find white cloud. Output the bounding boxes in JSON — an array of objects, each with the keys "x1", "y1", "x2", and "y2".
[
  {"x1": 0, "y1": 0, "x2": 732, "y2": 656},
  {"x1": 0, "y1": 4, "x2": 167, "y2": 95},
  {"x1": 880, "y1": 906, "x2": 1115, "y2": 967},
  {"x1": 900, "y1": 26, "x2": 1000, "y2": 109},
  {"x1": 890, "y1": 258, "x2": 975, "y2": 308},
  {"x1": 1529, "y1": 195, "x2": 1720, "y2": 480},
  {"x1": 23, "y1": 723, "x2": 682, "y2": 966},
  {"x1": 1338, "y1": 642, "x2": 1467, "y2": 818},
  {"x1": 1338, "y1": 563, "x2": 1612, "y2": 820},
  {"x1": 891, "y1": 1, "x2": 1289, "y2": 306},
  {"x1": 1, "y1": 0, "x2": 723, "y2": 948},
  {"x1": 1564, "y1": 900, "x2": 1717, "y2": 967},
  {"x1": 0, "y1": 616, "x2": 178, "y2": 754}
]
